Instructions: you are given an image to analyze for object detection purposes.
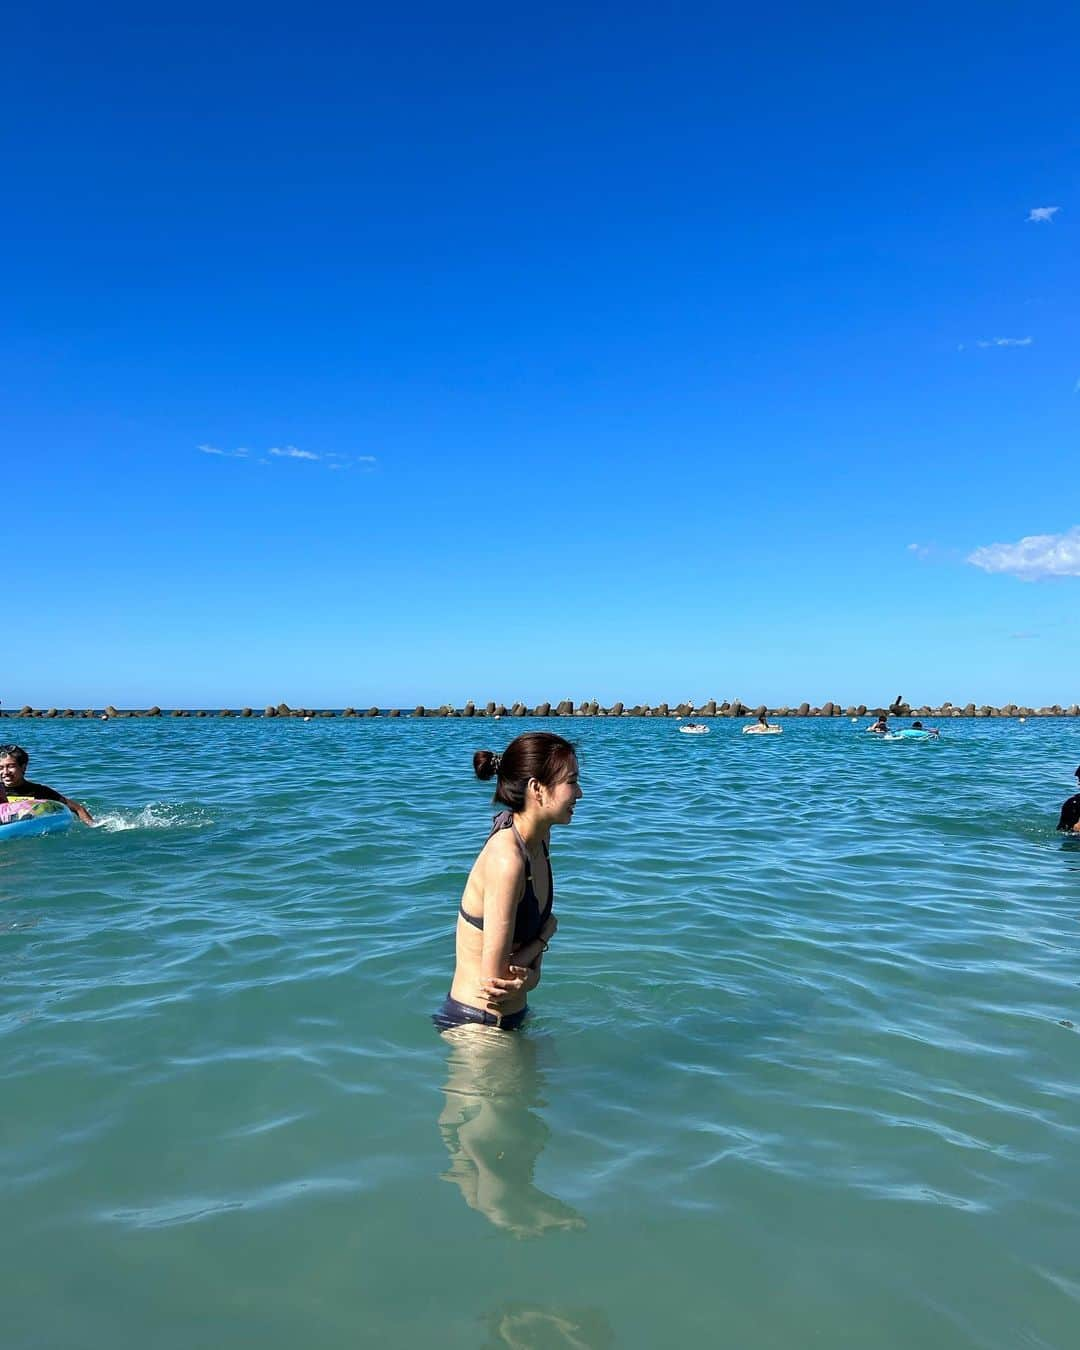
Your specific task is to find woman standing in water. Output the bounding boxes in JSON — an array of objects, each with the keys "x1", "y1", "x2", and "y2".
[{"x1": 434, "y1": 732, "x2": 581, "y2": 1032}]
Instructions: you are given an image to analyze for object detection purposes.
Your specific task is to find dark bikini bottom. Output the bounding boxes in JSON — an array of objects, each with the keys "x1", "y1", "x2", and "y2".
[{"x1": 433, "y1": 993, "x2": 530, "y2": 1033}]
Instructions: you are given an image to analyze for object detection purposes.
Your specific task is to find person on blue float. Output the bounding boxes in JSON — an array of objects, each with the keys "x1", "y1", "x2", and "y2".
[
  {"x1": 1056, "y1": 766, "x2": 1080, "y2": 833},
  {"x1": 434, "y1": 732, "x2": 580, "y2": 1032},
  {"x1": 0, "y1": 745, "x2": 94, "y2": 824}
]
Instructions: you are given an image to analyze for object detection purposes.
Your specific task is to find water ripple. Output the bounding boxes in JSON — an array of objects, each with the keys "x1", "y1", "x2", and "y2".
[{"x1": 3, "y1": 717, "x2": 1079, "y2": 1347}]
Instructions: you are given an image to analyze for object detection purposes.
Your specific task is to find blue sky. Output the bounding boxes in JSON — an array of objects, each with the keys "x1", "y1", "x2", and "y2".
[{"x1": 6, "y1": 2, "x2": 1078, "y2": 708}]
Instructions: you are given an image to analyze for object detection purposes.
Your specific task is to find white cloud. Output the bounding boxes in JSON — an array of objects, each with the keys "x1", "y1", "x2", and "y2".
[
  {"x1": 968, "y1": 526, "x2": 1080, "y2": 581},
  {"x1": 907, "y1": 542, "x2": 932, "y2": 560},
  {"x1": 1027, "y1": 206, "x2": 1060, "y2": 223},
  {"x1": 269, "y1": 445, "x2": 320, "y2": 461},
  {"x1": 326, "y1": 452, "x2": 378, "y2": 466},
  {"x1": 323, "y1": 452, "x2": 378, "y2": 470},
  {"x1": 976, "y1": 337, "x2": 1033, "y2": 348},
  {"x1": 200, "y1": 443, "x2": 376, "y2": 468}
]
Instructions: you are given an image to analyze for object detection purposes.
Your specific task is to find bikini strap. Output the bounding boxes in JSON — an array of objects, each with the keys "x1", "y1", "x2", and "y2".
[{"x1": 490, "y1": 810, "x2": 532, "y2": 878}]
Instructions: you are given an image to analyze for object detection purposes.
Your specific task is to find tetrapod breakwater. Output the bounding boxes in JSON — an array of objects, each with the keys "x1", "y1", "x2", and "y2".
[{"x1": 4, "y1": 699, "x2": 1078, "y2": 720}]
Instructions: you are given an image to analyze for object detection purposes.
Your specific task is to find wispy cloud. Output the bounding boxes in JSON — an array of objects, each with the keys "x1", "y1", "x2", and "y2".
[
  {"x1": 976, "y1": 337, "x2": 1033, "y2": 348},
  {"x1": 1027, "y1": 206, "x2": 1060, "y2": 223},
  {"x1": 968, "y1": 526, "x2": 1080, "y2": 581},
  {"x1": 198, "y1": 443, "x2": 249, "y2": 458},
  {"x1": 269, "y1": 445, "x2": 320, "y2": 461},
  {"x1": 905, "y1": 542, "x2": 964, "y2": 566},
  {"x1": 198, "y1": 443, "x2": 377, "y2": 470},
  {"x1": 1010, "y1": 631, "x2": 1040, "y2": 639}
]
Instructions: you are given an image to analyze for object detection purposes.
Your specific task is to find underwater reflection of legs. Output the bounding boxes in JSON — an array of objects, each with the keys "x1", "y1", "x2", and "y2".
[
  {"x1": 480, "y1": 1302, "x2": 615, "y2": 1349},
  {"x1": 438, "y1": 1025, "x2": 586, "y2": 1239}
]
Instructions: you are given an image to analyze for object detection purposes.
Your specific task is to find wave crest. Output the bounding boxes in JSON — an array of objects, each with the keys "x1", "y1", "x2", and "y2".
[{"x1": 92, "y1": 804, "x2": 212, "y2": 833}]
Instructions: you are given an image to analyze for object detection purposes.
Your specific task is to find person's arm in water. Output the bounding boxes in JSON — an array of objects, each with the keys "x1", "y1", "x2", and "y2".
[{"x1": 59, "y1": 794, "x2": 93, "y2": 825}]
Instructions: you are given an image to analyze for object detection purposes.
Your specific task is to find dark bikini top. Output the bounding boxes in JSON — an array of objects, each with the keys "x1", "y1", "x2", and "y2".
[{"x1": 458, "y1": 810, "x2": 553, "y2": 947}]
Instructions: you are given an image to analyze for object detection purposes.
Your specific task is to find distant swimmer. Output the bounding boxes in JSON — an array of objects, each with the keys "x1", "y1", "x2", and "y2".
[
  {"x1": 1056, "y1": 766, "x2": 1080, "y2": 833},
  {"x1": 743, "y1": 712, "x2": 781, "y2": 735},
  {"x1": 0, "y1": 744, "x2": 94, "y2": 824},
  {"x1": 868, "y1": 714, "x2": 889, "y2": 734}
]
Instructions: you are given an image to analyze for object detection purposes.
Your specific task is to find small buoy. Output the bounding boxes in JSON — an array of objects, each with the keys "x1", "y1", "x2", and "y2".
[
  {"x1": 850, "y1": 717, "x2": 857, "y2": 723},
  {"x1": 1019, "y1": 716, "x2": 1026, "y2": 723},
  {"x1": 100, "y1": 714, "x2": 109, "y2": 721},
  {"x1": 303, "y1": 716, "x2": 312, "y2": 722}
]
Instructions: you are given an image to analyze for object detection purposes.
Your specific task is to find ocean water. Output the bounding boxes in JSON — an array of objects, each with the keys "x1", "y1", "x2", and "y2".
[{"x1": 2, "y1": 717, "x2": 1078, "y2": 1350}]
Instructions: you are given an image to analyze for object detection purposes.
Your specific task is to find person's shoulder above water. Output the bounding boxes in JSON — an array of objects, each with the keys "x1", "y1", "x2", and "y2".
[
  {"x1": 7, "y1": 777, "x2": 65, "y2": 803},
  {"x1": 1056, "y1": 767, "x2": 1080, "y2": 832},
  {"x1": 482, "y1": 822, "x2": 529, "y2": 876},
  {"x1": 1057, "y1": 794, "x2": 1080, "y2": 832}
]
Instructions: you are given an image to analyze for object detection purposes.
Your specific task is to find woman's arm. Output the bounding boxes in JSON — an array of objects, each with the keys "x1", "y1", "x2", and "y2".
[
  {"x1": 520, "y1": 953, "x2": 543, "y2": 991},
  {"x1": 509, "y1": 913, "x2": 558, "y2": 971},
  {"x1": 485, "y1": 913, "x2": 557, "y2": 1004},
  {"x1": 475, "y1": 846, "x2": 526, "y2": 1009}
]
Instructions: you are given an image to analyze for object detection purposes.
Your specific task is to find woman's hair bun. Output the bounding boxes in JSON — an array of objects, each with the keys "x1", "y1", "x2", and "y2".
[{"x1": 473, "y1": 749, "x2": 500, "y2": 781}]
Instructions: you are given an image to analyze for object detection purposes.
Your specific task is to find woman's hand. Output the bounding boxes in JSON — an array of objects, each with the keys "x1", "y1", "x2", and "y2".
[{"x1": 479, "y1": 967, "x2": 530, "y2": 1009}]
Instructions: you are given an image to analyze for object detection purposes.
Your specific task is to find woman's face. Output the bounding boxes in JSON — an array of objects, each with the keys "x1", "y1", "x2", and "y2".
[{"x1": 540, "y1": 756, "x2": 582, "y2": 824}]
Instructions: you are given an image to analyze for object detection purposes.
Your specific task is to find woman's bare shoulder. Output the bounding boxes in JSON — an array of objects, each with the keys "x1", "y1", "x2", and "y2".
[
  {"x1": 478, "y1": 828, "x2": 527, "y2": 878},
  {"x1": 461, "y1": 832, "x2": 525, "y2": 921}
]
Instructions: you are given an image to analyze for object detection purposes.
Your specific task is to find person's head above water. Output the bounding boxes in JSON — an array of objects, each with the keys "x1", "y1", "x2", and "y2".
[
  {"x1": 0, "y1": 745, "x2": 30, "y2": 788},
  {"x1": 474, "y1": 732, "x2": 580, "y2": 816},
  {"x1": 912, "y1": 721, "x2": 923, "y2": 729}
]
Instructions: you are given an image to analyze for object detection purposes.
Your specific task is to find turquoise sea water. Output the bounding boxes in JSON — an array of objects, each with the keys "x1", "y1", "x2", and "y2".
[{"x1": 3, "y1": 717, "x2": 1079, "y2": 1349}]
